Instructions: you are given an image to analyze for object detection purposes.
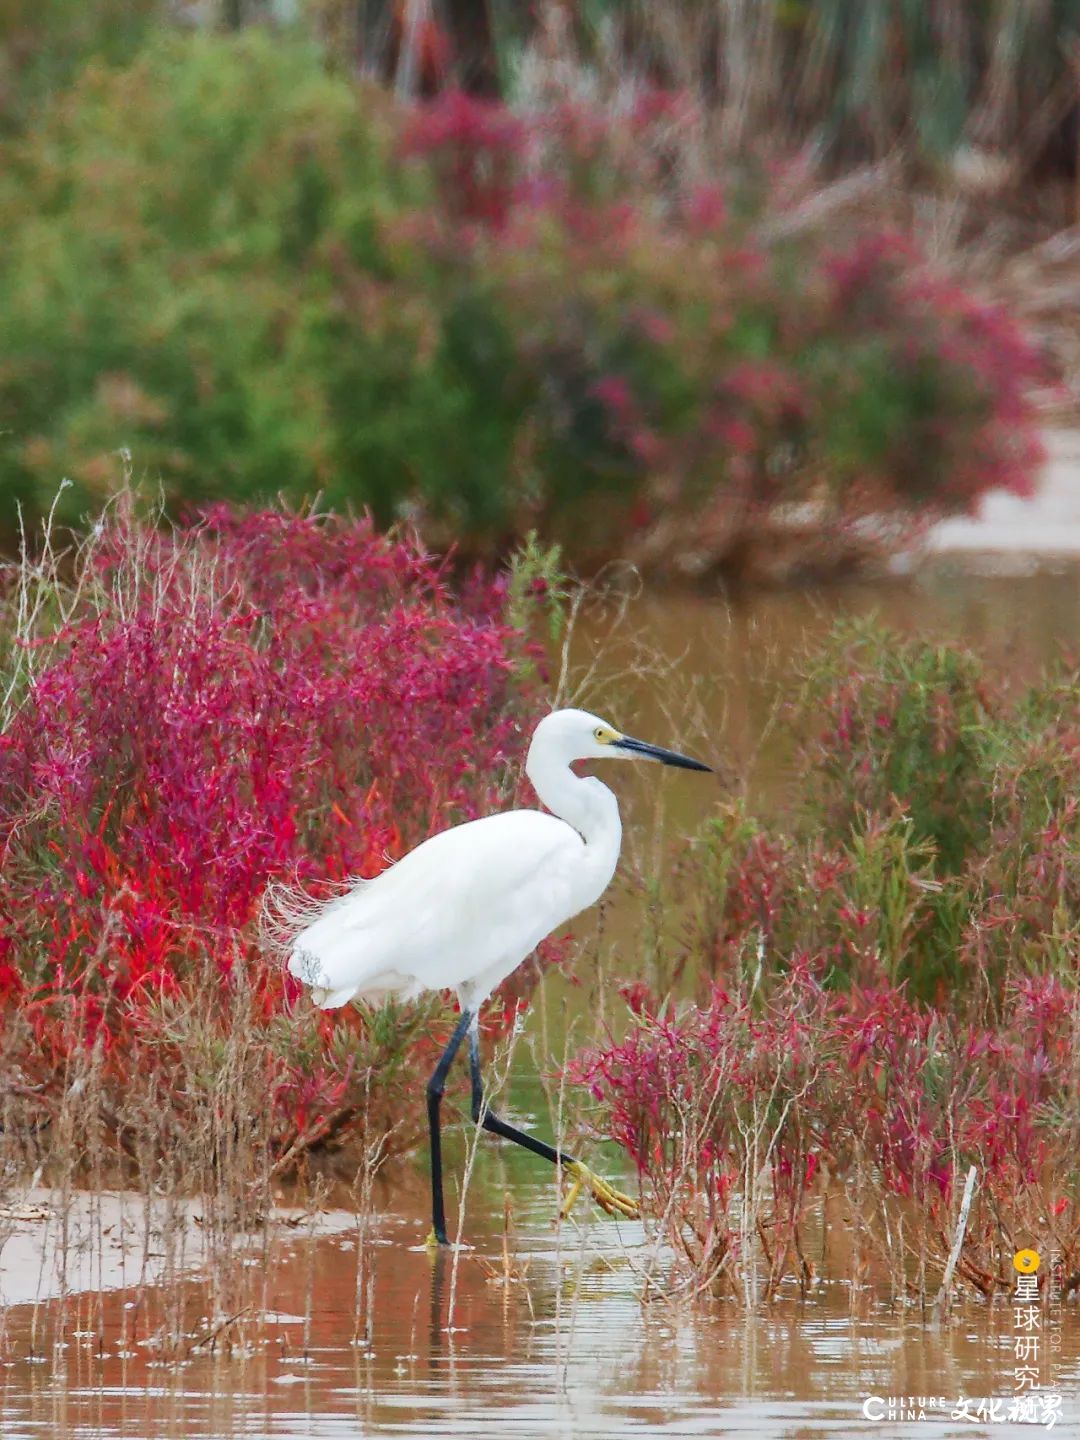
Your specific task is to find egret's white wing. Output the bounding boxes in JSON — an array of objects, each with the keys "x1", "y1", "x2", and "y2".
[{"x1": 284, "y1": 809, "x2": 586, "y2": 1007}]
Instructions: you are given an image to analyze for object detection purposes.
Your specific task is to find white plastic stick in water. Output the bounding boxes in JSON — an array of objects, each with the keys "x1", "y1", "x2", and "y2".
[{"x1": 932, "y1": 1165, "x2": 978, "y2": 1324}]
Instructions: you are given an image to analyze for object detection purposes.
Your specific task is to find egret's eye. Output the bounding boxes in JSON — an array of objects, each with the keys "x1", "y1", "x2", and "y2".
[{"x1": 594, "y1": 727, "x2": 606, "y2": 742}]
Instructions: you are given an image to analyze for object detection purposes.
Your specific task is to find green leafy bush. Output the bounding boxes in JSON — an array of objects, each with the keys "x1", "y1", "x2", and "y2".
[
  {"x1": 0, "y1": 0, "x2": 160, "y2": 132},
  {"x1": 798, "y1": 619, "x2": 993, "y2": 869},
  {"x1": 674, "y1": 621, "x2": 1080, "y2": 1003},
  {"x1": 0, "y1": 34, "x2": 1044, "y2": 575}
]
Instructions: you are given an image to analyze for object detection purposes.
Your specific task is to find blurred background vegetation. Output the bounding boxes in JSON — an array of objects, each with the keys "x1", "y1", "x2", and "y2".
[{"x1": 1, "y1": 1, "x2": 1077, "y2": 579}]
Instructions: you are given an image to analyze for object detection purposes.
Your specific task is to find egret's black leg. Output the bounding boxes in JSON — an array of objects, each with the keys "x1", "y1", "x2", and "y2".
[
  {"x1": 426, "y1": 1010, "x2": 472, "y2": 1245},
  {"x1": 468, "y1": 1027, "x2": 573, "y2": 1166},
  {"x1": 467, "y1": 1027, "x2": 639, "y2": 1220}
]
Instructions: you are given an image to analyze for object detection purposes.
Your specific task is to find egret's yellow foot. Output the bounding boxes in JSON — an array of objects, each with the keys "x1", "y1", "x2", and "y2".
[{"x1": 560, "y1": 1160, "x2": 639, "y2": 1221}]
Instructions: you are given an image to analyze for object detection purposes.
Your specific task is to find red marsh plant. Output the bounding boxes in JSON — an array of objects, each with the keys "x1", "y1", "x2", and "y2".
[
  {"x1": 570, "y1": 961, "x2": 836, "y2": 1304},
  {"x1": 0, "y1": 500, "x2": 545, "y2": 1195},
  {"x1": 572, "y1": 622, "x2": 1079, "y2": 1306},
  {"x1": 832, "y1": 977, "x2": 1078, "y2": 1302},
  {"x1": 575, "y1": 967, "x2": 1078, "y2": 1307}
]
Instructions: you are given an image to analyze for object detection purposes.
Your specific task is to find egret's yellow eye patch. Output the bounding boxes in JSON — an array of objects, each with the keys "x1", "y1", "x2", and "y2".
[{"x1": 592, "y1": 725, "x2": 622, "y2": 745}]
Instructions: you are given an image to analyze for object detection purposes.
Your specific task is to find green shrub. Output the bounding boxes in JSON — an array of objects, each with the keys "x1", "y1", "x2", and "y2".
[
  {"x1": 0, "y1": 0, "x2": 160, "y2": 132},
  {"x1": 677, "y1": 622, "x2": 1080, "y2": 1004},
  {"x1": 0, "y1": 35, "x2": 416, "y2": 540},
  {"x1": 798, "y1": 619, "x2": 993, "y2": 869}
]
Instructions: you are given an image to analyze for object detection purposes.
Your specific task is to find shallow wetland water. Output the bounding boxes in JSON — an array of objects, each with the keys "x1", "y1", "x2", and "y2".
[
  {"x1": 4, "y1": 555, "x2": 1080, "y2": 1437},
  {"x1": 3, "y1": 1173, "x2": 1077, "y2": 1438}
]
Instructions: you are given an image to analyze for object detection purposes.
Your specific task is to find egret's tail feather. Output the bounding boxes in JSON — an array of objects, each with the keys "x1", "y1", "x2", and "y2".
[
  {"x1": 311, "y1": 983, "x2": 361, "y2": 1009},
  {"x1": 260, "y1": 857, "x2": 419, "y2": 1008},
  {"x1": 258, "y1": 876, "x2": 363, "y2": 958}
]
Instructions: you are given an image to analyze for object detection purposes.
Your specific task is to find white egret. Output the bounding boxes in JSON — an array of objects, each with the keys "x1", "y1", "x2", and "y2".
[{"x1": 268, "y1": 708, "x2": 711, "y2": 1245}]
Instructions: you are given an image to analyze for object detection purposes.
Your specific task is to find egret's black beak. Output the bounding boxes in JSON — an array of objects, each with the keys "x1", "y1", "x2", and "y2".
[{"x1": 613, "y1": 735, "x2": 712, "y2": 772}]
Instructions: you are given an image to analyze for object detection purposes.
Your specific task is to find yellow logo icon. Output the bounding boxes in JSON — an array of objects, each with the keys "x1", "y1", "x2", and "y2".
[{"x1": 1013, "y1": 1249, "x2": 1040, "y2": 1274}]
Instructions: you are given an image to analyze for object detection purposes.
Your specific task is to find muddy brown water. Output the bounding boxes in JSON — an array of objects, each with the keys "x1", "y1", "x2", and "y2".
[
  {"x1": 1, "y1": 1172, "x2": 1077, "y2": 1438},
  {"x1": 3, "y1": 563, "x2": 1080, "y2": 1437}
]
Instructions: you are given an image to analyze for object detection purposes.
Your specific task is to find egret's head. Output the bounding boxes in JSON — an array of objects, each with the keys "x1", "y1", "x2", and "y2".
[{"x1": 529, "y1": 708, "x2": 711, "y2": 772}]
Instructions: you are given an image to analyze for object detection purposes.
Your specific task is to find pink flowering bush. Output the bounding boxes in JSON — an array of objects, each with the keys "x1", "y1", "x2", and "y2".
[
  {"x1": 0, "y1": 502, "x2": 545, "y2": 1184},
  {"x1": 0, "y1": 36, "x2": 1046, "y2": 579},
  {"x1": 393, "y1": 90, "x2": 1045, "y2": 576},
  {"x1": 572, "y1": 624, "x2": 1080, "y2": 1302}
]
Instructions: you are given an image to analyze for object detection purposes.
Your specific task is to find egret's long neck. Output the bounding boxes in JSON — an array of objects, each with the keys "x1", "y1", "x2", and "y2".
[{"x1": 526, "y1": 745, "x2": 621, "y2": 855}]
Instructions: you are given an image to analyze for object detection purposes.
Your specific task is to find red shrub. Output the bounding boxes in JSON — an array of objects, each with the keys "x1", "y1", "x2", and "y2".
[
  {"x1": 574, "y1": 969, "x2": 1077, "y2": 1298},
  {"x1": 0, "y1": 505, "x2": 543, "y2": 1172}
]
